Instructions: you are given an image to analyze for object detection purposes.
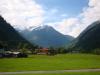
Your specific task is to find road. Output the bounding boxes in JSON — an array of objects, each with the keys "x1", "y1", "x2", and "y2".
[{"x1": 0, "y1": 69, "x2": 100, "y2": 75}]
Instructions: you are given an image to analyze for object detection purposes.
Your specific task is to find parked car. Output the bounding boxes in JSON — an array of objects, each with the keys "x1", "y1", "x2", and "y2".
[{"x1": 0, "y1": 51, "x2": 28, "y2": 58}]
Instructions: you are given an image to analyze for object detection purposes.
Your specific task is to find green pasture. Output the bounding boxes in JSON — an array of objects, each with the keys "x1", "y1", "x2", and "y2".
[{"x1": 0, "y1": 54, "x2": 100, "y2": 72}]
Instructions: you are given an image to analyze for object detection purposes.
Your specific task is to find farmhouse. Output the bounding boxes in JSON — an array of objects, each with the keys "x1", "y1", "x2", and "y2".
[{"x1": 35, "y1": 48, "x2": 49, "y2": 55}]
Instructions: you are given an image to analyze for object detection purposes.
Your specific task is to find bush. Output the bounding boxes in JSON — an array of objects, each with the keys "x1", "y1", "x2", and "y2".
[
  {"x1": 48, "y1": 47, "x2": 57, "y2": 55},
  {"x1": 17, "y1": 53, "x2": 28, "y2": 58},
  {"x1": 57, "y1": 47, "x2": 69, "y2": 54},
  {"x1": 93, "y1": 48, "x2": 100, "y2": 55},
  {"x1": 19, "y1": 48, "x2": 28, "y2": 54}
]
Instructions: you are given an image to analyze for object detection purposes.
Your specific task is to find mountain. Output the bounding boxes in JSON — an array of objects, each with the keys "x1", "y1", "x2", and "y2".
[
  {"x1": 21, "y1": 25, "x2": 74, "y2": 48},
  {"x1": 0, "y1": 16, "x2": 33, "y2": 49},
  {"x1": 68, "y1": 21, "x2": 100, "y2": 52}
]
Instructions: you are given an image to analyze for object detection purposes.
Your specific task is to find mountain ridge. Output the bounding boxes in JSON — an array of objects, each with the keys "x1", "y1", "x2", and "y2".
[
  {"x1": 21, "y1": 25, "x2": 74, "y2": 48},
  {"x1": 67, "y1": 21, "x2": 100, "y2": 53},
  {"x1": 0, "y1": 16, "x2": 33, "y2": 49}
]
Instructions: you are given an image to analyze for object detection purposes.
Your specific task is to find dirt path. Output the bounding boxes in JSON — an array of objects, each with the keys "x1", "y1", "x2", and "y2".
[{"x1": 0, "y1": 69, "x2": 100, "y2": 75}]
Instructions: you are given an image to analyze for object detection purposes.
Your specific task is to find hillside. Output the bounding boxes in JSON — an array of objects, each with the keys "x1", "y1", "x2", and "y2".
[
  {"x1": 68, "y1": 21, "x2": 100, "y2": 52},
  {"x1": 0, "y1": 16, "x2": 33, "y2": 49}
]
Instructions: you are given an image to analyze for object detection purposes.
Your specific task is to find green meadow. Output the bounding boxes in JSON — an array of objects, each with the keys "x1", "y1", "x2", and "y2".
[{"x1": 0, "y1": 54, "x2": 100, "y2": 72}]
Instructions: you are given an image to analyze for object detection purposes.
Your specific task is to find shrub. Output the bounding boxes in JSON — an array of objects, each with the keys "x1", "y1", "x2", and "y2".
[{"x1": 93, "y1": 48, "x2": 100, "y2": 55}]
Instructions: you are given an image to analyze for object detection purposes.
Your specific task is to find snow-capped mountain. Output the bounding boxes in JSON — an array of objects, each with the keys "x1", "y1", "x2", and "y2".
[{"x1": 21, "y1": 25, "x2": 74, "y2": 48}]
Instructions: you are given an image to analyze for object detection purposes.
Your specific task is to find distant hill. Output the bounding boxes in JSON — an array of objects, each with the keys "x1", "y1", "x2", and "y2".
[
  {"x1": 67, "y1": 21, "x2": 100, "y2": 52},
  {"x1": 21, "y1": 25, "x2": 74, "y2": 48},
  {"x1": 0, "y1": 16, "x2": 33, "y2": 49}
]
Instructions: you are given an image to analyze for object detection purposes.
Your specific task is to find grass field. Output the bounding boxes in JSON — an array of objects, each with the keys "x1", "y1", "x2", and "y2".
[
  {"x1": 5, "y1": 72, "x2": 100, "y2": 75},
  {"x1": 0, "y1": 54, "x2": 100, "y2": 72}
]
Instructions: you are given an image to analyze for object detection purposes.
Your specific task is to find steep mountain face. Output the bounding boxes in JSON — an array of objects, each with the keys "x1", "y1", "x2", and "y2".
[
  {"x1": 0, "y1": 16, "x2": 32, "y2": 49},
  {"x1": 21, "y1": 25, "x2": 74, "y2": 48},
  {"x1": 69, "y1": 21, "x2": 100, "y2": 52}
]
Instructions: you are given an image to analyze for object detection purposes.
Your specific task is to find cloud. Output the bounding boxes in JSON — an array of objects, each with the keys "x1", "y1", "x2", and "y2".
[
  {"x1": 79, "y1": 0, "x2": 100, "y2": 35},
  {"x1": 0, "y1": 0, "x2": 45, "y2": 30},
  {"x1": 56, "y1": 18, "x2": 79, "y2": 34},
  {"x1": 89, "y1": 0, "x2": 98, "y2": 6},
  {"x1": 81, "y1": 0, "x2": 100, "y2": 25},
  {"x1": 51, "y1": 0, "x2": 100, "y2": 37},
  {"x1": 0, "y1": 0, "x2": 100, "y2": 37},
  {"x1": 51, "y1": 18, "x2": 81, "y2": 37}
]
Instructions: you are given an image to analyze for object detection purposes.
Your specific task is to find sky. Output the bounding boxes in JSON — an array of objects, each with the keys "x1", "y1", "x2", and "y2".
[{"x1": 0, "y1": 0, "x2": 100, "y2": 37}]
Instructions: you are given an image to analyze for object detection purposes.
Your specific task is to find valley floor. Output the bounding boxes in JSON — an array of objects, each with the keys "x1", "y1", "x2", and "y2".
[{"x1": 0, "y1": 54, "x2": 100, "y2": 72}]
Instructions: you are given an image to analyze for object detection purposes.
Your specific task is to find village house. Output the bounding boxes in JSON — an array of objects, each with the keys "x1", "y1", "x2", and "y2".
[{"x1": 35, "y1": 48, "x2": 49, "y2": 55}]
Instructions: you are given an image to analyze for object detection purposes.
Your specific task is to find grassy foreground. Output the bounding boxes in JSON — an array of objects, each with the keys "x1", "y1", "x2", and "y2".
[
  {"x1": 0, "y1": 54, "x2": 100, "y2": 72},
  {"x1": 6, "y1": 72, "x2": 100, "y2": 75}
]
